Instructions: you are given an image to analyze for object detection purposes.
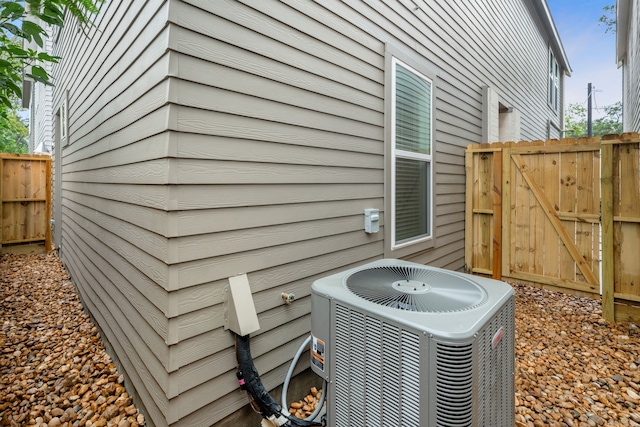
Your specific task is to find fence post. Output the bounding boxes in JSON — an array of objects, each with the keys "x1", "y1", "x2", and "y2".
[
  {"x1": 464, "y1": 148, "x2": 473, "y2": 273},
  {"x1": 601, "y1": 137, "x2": 615, "y2": 322},
  {"x1": 492, "y1": 143, "x2": 502, "y2": 280},
  {"x1": 45, "y1": 157, "x2": 52, "y2": 251}
]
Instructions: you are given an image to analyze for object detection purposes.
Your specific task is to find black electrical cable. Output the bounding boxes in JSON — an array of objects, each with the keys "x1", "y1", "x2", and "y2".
[{"x1": 235, "y1": 333, "x2": 324, "y2": 427}]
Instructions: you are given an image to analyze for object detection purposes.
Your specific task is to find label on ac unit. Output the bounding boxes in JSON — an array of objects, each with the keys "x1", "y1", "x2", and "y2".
[{"x1": 311, "y1": 335, "x2": 325, "y2": 372}]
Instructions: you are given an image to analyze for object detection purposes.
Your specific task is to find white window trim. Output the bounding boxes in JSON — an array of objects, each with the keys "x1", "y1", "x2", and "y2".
[
  {"x1": 390, "y1": 57, "x2": 434, "y2": 250},
  {"x1": 548, "y1": 48, "x2": 559, "y2": 112}
]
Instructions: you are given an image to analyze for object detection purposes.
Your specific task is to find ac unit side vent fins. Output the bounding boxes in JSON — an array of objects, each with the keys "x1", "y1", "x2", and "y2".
[
  {"x1": 334, "y1": 304, "x2": 420, "y2": 427},
  {"x1": 435, "y1": 342, "x2": 474, "y2": 427},
  {"x1": 477, "y1": 297, "x2": 516, "y2": 426}
]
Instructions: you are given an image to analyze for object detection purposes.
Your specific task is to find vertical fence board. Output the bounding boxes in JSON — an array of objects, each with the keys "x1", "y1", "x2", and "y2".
[
  {"x1": 543, "y1": 149, "x2": 560, "y2": 279},
  {"x1": 592, "y1": 147, "x2": 601, "y2": 278},
  {"x1": 559, "y1": 139, "x2": 578, "y2": 282},
  {"x1": 477, "y1": 151, "x2": 492, "y2": 272},
  {"x1": 576, "y1": 144, "x2": 597, "y2": 284},
  {"x1": 618, "y1": 223, "x2": 640, "y2": 296},
  {"x1": 479, "y1": 151, "x2": 492, "y2": 211},
  {"x1": 479, "y1": 213, "x2": 492, "y2": 270},
  {"x1": 513, "y1": 144, "x2": 530, "y2": 275},
  {"x1": 616, "y1": 139, "x2": 640, "y2": 299},
  {"x1": 529, "y1": 142, "x2": 544, "y2": 277},
  {"x1": 501, "y1": 142, "x2": 514, "y2": 278},
  {"x1": 619, "y1": 142, "x2": 640, "y2": 216}
]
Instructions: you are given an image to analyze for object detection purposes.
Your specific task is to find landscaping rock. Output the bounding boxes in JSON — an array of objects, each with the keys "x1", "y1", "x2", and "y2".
[
  {"x1": 0, "y1": 254, "x2": 144, "y2": 427},
  {"x1": 514, "y1": 284, "x2": 640, "y2": 426}
]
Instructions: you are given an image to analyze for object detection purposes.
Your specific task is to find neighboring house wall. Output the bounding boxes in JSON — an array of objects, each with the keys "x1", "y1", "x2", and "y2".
[
  {"x1": 24, "y1": 24, "x2": 55, "y2": 154},
  {"x1": 30, "y1": 44, "x2": 54, "y2": 154},
  {"x1": 618, "y1": 0, "x2": 640, "y2": 132},
  {"x1": 30, "y1": 80, "x2": 54, "y2": 154},
  {"x1": 46, "y1": 0, "x2": 569, "y2": 426}
]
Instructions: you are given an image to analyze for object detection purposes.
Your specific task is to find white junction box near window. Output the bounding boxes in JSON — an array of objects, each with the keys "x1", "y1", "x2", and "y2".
[{"x1": 364, "y1": 208, "x2": 379, "y2": 233}]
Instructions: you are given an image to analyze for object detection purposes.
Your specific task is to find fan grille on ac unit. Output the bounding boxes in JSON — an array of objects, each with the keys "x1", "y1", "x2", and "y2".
[{"x1": 344, "y1": 265, "x2": 488, "y2": 313}]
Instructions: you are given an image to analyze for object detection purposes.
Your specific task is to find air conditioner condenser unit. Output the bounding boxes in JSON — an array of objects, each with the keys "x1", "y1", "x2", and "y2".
[{"x1": 310, "y1": 259, "x2": 515, "y2": 427}]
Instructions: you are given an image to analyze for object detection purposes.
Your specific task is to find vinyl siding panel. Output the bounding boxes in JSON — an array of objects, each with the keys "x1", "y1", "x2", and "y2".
[
  {"x1": 173, "y1": 232, "x2": 384, "y2": 290},
  {"x1": 173, "y1": 321, "x2": 312, "y2": 397},
  {"x1": 64, "y1": 106, "x2": 173, "y2": 165},
  {"x1": 60, "y1": 0, "x2": 169, "y2": 148},
  {"x1": 173, "y1": 105, "x2": 382, "y2": 153},
  {"x1": 171, "y1": 216, "x2": 370, "y2": 263},
  {"x1": 175, "y1": 132, "x2": 382, "y2": 167},
  {"x1": 65, "y1": 80, "x2": 170, "y2": 156},
  {"x1": 63, "y1": 189, "x2": 169, "y2": 236},
  {"x1": 59, "y1": 225, "x2": 168, "y2": 374},
  {"x1": 168, "y1": 183, "x2": 383, "y2": 211},
  {"x1": 62, "y1": 181, "x2": 170, "y2": 210},
  {"x1": 172, "y1": 244, "x2": 383, "y2": 315},
  {"x1": 169, "y1": 198, "x2": 382, "y2": 237},
  {"x1": 170, "y1": 27, "x2": 383, "y2": 111},
  {"x1": 47, "y1": 0, "x2": 568, "y2": 425},
  {"x1": 175, "y1": 1, "x2": 384, "y2": 93}
]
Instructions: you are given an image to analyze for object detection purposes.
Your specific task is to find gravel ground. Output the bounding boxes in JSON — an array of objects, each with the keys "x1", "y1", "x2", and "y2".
[
  {"x1": 514, "y1": 284, "x2": 640, "y2": 426},
  {"x1": 2, "y1": 254, "x2": 640, "y2": 427},
  {"x1": 1, "y1": 253, "x2": 144, "y2": 427}
]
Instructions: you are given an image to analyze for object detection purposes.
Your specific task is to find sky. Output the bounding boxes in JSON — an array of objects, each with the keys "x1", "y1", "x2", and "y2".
[{"x1": 546, "y1": 0, "x2": 621, "y2": 119}]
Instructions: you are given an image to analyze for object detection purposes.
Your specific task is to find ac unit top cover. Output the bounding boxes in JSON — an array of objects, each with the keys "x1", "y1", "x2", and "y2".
[{"x1": 311, "y1": 258, "x2": 514, "y2": 340}]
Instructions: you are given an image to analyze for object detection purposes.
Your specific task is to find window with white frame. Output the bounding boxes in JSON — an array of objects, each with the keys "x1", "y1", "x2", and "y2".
[
  {"x1": 59, "y1": 100, "x2": 67, "y2": 140},
  {"x1": 391, "y1": 58, "x2": 433, "y2": 248},
  {"x1": 59, "y1": 90, "x2": 69, "y2": 145},
  {"x1": 548, "y1": 49, "x2": 559, "y2": 112}
]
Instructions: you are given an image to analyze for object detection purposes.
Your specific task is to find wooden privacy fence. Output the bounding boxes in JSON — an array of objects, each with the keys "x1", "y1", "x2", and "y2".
[
  {"x1": 465, "y1": 133, "x2": 640, "y2": 323},
  {"x1": 0, "y1": 154, "x2": 52, "y2": 252}
]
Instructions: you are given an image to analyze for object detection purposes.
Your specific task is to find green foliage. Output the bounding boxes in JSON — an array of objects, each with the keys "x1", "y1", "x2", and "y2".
[
  {"x1": 595, "y1": 102, "x2": 623, "y2": 135},
  {"x1": 0, "y1": 0, "x2": 102, "y2": 115},
  {"x1": 0, "y1": 96, "x2": 28, "y2": 153},
  {"x1": 599, "y1": 4, "x2": 616, "y2": 34},
  {"x1": 564, "y1": 103, "x2": 587, "y2": 137},
  {"x1": 564, "y1": 101, "x2": 623, "y2": 138}
]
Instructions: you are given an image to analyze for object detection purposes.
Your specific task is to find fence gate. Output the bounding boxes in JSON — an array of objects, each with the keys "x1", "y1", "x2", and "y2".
[
  {"x1": 601, "y1": 134, "x2": 640, "y2": 322},
  {"x1": 465, "y1": 133, "x2": 640, "y2": 323},
  {"x1": 0, "y1": 154, "x2": 52, "y2": 252}
]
